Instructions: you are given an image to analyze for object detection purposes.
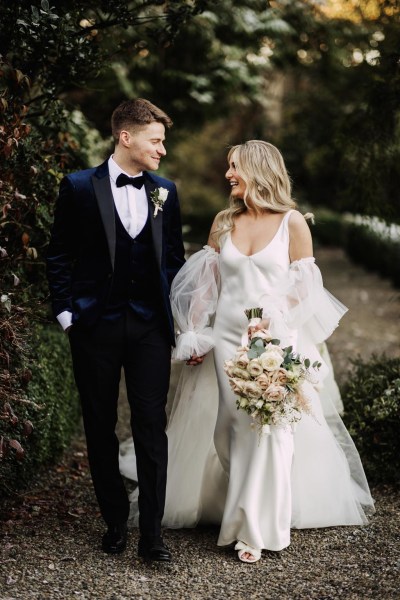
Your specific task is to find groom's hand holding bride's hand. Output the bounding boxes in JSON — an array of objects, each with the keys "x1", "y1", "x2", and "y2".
[{"x1": 186, "y1": 354, "x2": 205, "y2": 366}]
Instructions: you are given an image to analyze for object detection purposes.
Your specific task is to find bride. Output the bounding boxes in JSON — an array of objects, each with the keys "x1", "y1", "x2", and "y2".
[{"x1": 120, "y1": 140, "x2": 374, "y2": 563}]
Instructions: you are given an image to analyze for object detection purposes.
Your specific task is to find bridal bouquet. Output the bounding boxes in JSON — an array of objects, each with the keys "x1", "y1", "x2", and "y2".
[{"x1": 224, "y1": 308, "x2": 320, "y2": 434}]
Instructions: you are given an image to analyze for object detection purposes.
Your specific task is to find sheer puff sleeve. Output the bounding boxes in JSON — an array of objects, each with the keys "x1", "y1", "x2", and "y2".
[
  {"x1": 171, "y1": 245, "x2": 220, "y2": 360},
  {"x1": 261, "y1": 257, "x2": 348, "y2": 345}
]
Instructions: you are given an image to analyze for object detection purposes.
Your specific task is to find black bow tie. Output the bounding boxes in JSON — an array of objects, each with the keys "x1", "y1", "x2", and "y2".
[{"x1": 116, "y1": 173, "x2": 145, "y2": 189}]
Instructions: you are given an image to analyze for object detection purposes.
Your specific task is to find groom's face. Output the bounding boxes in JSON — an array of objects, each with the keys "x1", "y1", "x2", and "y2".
[{"x1": 123, "y1": 122, "x2": 167, "y2": 172}]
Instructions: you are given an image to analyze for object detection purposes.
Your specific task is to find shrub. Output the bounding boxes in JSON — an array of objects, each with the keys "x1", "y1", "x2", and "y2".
[
  {"x1": 342, "y1": 355, "x2": 400, "y2": 486},
  {"x1": 311, "y1": 209, "x2": 400, "y2": 288},
  {"x1": 345, "y1": 223, "x2": 400, "y2": 288},
  {"x1": 311, "y1": 208, "x2": 348, "y2": 248},
  {"x1": 0, "y1": 324, "x2": 80, "y2": 496}
]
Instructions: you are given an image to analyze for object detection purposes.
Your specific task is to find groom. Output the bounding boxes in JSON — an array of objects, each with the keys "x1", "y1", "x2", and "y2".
[{"x1": 46, "y1": 98, "x2": 185, "y2": 562}]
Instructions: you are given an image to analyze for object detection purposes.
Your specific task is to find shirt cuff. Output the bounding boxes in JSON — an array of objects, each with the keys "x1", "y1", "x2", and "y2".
[{"x1": 57, "y1": 310, "x2": 73, "y2": 331}]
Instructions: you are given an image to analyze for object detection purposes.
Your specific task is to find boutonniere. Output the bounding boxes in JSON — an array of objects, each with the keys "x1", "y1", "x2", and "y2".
[{"x1": 150, "y1": 187, "x2": 169, "y2": 218}]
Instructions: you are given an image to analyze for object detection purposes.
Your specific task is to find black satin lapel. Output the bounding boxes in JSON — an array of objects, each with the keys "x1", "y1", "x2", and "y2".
[
  {"x1": 145, "y1": 178, "x2": 163, "y2": 268},
  {"x1": 91, "y1": 174, "x2": 116, "y2": 270}
]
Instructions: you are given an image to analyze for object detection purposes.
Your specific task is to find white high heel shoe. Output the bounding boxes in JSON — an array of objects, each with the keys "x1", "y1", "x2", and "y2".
[{"x1": 235, "y1": 541, "x2": 262, "y2": 563}]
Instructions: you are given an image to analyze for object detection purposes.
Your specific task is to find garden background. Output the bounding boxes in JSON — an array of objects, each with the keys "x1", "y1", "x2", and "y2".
[{"x1": 0, "y1": 1, "x2": 399, "y2": 598}]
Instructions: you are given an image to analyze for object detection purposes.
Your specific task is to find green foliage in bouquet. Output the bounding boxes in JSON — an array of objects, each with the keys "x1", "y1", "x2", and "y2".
[{"x1": 342, "y1": 355, "x2": 400, "y2": 486}]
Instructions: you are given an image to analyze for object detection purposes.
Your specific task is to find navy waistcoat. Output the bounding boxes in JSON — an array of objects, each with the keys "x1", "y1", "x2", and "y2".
[{"x1": 104, "y1": 208, "x2": 162, "y2": 320}]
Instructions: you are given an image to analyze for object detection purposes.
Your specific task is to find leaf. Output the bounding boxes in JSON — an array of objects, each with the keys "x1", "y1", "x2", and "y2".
[
  {"x1": 41, "y1": 0, "x2": 50, "y2": 10},
  {"x1": 1, "y1": 295, "x2": 12, "y2": 312},
  {"x1": 9, "y1": 439, "x2": 25, "y2": 460},
  {"x1": 23, "y1": 420, "x2": 34, "y2": 437},
  {"x1": 14, "y1": 69, "x2": 27, "y2": 84},
  {"x1": 31, "y1": 6, "x2": 40, "y2": 22},
  {"x1": 304, "y1": 358, "x2": 310, "y2": 368},
  {"x1": 270, "y1": 339, "x2": 281, "y2": 346},
  {"x1": 26, "y1": 247, "x2": 38, "y2": 259},
  {"x1": 248, "y1": 349, "x2": 258, "y2": 359}
]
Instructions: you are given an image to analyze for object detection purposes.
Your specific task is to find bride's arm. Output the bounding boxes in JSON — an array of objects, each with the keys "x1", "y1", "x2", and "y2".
[
  {"x1": 288, "y1": 210, "x2": 313, "y2": 262},
  {"x1": 185, "y1": 215, "x2": 221, "y2": 365},
  {"x1": 170, "y1": 216, "x2": 221, "y2": 363},
  {"x1": 257, "y1": 211, "x2": 347, "y2": 344}
]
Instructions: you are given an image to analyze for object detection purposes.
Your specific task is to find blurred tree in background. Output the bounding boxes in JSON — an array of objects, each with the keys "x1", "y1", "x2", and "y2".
[
  {"x1": 274, "y1": 0, "x2": 400, "y2": 220},
  {"x1": 0, "y1": 0, "x2": 399, "y2": 470}
]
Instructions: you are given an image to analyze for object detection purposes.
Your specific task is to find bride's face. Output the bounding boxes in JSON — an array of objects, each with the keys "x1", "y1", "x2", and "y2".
[{"x1": 225, "y1": 160, "x2": 246, "y2": 199}]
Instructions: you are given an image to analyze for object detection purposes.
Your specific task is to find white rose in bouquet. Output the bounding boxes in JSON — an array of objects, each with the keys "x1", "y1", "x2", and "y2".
[{"x1": 260, "y1": 350, "x2": 283, "y2": 372}]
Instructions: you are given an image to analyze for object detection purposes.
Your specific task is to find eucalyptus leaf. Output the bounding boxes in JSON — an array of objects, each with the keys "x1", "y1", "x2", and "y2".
[{"x1": 254, "y1": 339, "x2": 265, "y2": 348}]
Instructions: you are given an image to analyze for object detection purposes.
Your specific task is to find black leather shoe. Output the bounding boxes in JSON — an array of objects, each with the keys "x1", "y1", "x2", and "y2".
[
  {"x1": 102, "y1": 523, "x2": 128, "y2": 554},
  {"x1": 138, "y1": 536, "x2": 172, "y2": 562}
]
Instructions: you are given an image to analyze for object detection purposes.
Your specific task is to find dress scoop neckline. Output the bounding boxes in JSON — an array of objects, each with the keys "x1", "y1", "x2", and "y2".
[{"x1": 229, "y1": 210, "x2": 292, "y2": 258}]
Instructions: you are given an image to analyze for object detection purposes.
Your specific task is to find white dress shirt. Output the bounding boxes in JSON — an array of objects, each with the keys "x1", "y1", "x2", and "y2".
[
  {"x1": 108, "y1": 155, "x2": 148, "y2": 238},
  {"x1": 56, "y1": 156, "x2": 149, "y2": 331}
]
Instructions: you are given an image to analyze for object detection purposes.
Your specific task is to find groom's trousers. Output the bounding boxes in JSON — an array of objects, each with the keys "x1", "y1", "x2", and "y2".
[{"x1": 69, "y1": 309, "x2": 171, "y2": 537}]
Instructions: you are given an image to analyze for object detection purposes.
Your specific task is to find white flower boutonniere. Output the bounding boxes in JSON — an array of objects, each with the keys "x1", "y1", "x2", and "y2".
[{"x1": 150, "y1": 187, "x2": 169, "y2": 218}]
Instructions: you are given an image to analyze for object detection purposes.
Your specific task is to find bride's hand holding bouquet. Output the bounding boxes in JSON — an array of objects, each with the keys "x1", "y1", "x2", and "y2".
[{"x1": 224, "y1": 308, "x2": 321, "y2": 435}]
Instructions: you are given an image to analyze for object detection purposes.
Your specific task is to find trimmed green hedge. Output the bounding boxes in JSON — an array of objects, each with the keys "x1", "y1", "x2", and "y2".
[
  {"x1": 312, "y1": 209, "x2": 400, "y2": 288},
  {"x1": 0, "y1": 324, "x2": 80, "y2": 495},
  {"x1": 311, "y1": 209, "x2": 348, "y2": 248},
  {"x1": 342, "y1": 355, "x2": 400, "y2": 486},
  {"x1": 345, "y1": 223, "x2": 400, "y2": 288}
]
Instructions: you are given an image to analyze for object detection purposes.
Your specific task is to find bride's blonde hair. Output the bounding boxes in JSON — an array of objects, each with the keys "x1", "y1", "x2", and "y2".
[{"x1": 213, "y1": 140, "x2": 297, "y2": 244}]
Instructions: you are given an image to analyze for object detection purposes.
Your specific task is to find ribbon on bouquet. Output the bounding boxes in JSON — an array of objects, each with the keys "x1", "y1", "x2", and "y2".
[{"x1": 240, "y1": 316, "x2": 262, "y2": 348}]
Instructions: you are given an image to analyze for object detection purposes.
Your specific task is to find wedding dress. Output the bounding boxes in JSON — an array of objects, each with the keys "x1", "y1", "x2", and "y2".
[{"x1": 119, "y1": 210, "x2": 374, "y2": 551}]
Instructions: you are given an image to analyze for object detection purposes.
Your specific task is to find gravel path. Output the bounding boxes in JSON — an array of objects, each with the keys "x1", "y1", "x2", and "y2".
[{"x1": 1, "y1": 247, "x2": 399, "y2": 600}]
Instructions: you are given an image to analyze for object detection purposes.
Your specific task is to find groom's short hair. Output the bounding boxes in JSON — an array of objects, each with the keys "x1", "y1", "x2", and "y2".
[{"x1": 111, "y1": 98, "x2": 173, "y2": 142}]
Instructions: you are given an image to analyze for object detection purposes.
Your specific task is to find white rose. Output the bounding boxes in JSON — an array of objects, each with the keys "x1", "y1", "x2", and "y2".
[
  {"x1": 158, "y1": 187, "x2": 169, "y2": 201},
  {"x1": 260, "y1": 350, "x2": 283, "y2": 372},
  {"x1": 255, "y1": 399, "x2": 264, "y2": 409},
  {"x1": 265, "y1": 343, "x2": 284, "y2": 356},
  {"x1": 247, "y1": 359, "x2": 263, "y2": 377}
]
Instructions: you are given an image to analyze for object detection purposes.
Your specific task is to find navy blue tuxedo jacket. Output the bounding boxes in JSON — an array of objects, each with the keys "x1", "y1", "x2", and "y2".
[{"x1": 46, "y1": 160, "x2": 185, "y2": 345}]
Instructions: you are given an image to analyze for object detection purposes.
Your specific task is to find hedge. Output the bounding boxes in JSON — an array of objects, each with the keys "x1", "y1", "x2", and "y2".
[
  {"x1": 0, "y1": 323, "x2": 80, "y2": 496},
  {"x1": 312, "y1": 209, "x2": 400, "y2": 288},
  {"x1": 342, "y1": 355, "x2": 400, "y2": 486}
]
